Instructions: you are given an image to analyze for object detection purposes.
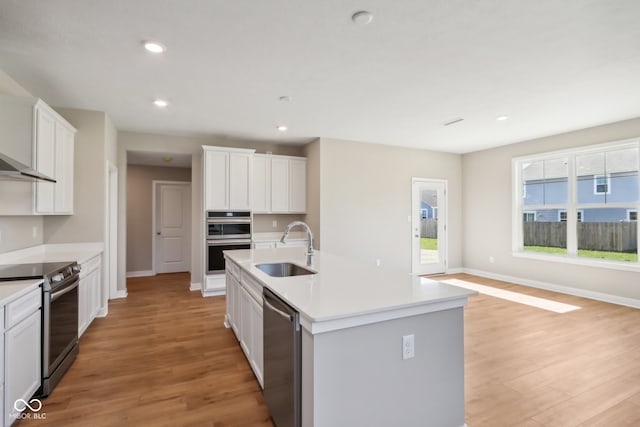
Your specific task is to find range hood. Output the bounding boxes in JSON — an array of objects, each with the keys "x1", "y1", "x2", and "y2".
[{"x1": 0, "y1": 152, "x2": 56, "y2": 183}]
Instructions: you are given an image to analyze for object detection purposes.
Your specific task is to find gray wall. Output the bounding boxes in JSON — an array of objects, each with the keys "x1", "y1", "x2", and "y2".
[
  {"x1": 44, "y1": 108, "x2": 111, "y2": 244},
  {"x1": 126, "y1": 165, "x2": 191, "y2": 272},
  {"x1": 462, "y1": 117, "x2": 640, "y2": 302},
  {"x1": 314, "y1": 137, "x2": 463, "y2": 273},
  {"x1": 0, "y1": 68, "x2": 44, "y2": 253}
]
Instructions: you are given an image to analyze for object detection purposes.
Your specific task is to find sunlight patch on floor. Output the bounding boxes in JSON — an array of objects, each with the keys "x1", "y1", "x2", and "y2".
[{"x1": 441, "y1": 279, "x2": 581, "y2": 313}]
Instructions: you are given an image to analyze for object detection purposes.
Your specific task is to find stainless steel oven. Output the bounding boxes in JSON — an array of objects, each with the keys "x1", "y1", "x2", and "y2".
[
  {"x1": 40, "y1": 262, "x2": 80, "y2": 397},
  {"x1": 206, "y1": 211, "x2": 252, "y2": 274},
  {"x1": 0, "y1": 261, "x2": 80, "y2": 398}
]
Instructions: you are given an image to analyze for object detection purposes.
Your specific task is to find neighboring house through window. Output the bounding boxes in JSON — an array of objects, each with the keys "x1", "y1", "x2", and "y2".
[
  {"x1": 629, "y1": 209, "x2": 638, "y2": 221},
  {"x1": 558, "y1": 210, "x2": 583, "y2": 222},
  {"x1": 593, "y1": 174, "x2": 611, "y2": 195},
  {"x1": 523, "y1": 211, "x2": 536, "y2": 222}
]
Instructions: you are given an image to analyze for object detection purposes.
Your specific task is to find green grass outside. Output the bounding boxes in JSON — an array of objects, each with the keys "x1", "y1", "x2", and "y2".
[
  {"x1": 524, "y1": 246, "x2": 638, "y2": 262},
  {"x1": 421, "y1": 238, "x2": 438, "y2": 250}
]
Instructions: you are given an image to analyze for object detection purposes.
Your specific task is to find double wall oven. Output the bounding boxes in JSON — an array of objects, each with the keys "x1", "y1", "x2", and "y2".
[{"x1": 206, "y1": 211, "x2": 252, "y2": 274}]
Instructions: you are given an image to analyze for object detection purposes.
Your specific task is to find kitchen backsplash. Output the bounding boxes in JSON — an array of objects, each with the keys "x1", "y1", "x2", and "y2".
[{"x1": 253, "y1": 214, "x2": 305, "y2": 233}]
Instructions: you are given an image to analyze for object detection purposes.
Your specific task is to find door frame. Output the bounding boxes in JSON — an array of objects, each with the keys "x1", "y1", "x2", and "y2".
[
  {"x1": 411, "y1": 177, "x2": 448, "y2": 276},
  {"x1": 151, "y1": 180, "x2": 192, "y2": 275},
  {"x1": 105, "y1": 161, "x2": 118, "y2": 306}
]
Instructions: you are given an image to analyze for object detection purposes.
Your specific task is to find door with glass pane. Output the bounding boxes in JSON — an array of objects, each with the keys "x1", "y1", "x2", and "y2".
[{"x1": 412, "y1": 178, "x2": 447, "y2": 275}]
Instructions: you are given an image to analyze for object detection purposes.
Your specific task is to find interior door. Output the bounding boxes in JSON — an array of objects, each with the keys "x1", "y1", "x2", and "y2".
[
  {"x1": 155, "y1": 183, "x2": 191, "y2": 274},
  {"x1": 412, "y1": 178, "x2": 447, "y2": 275}
]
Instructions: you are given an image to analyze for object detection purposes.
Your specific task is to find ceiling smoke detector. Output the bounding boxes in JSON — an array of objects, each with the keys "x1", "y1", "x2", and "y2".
[{"x1": 351, "y1": 11, "x2": 373, "y2": 25}]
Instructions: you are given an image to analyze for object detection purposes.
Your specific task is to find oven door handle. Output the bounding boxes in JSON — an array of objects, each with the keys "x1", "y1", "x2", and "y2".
[
  {"x1": 207, "y1": 239, "x2": 252, "y2": 246},
  {"x1": 51, "y1": 280, "x2": 79, "y2": 302}
]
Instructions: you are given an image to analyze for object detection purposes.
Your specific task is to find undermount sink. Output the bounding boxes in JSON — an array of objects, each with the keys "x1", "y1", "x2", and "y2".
[{"x1": 255, "y1": 262, "x2": 317, "y2": 277}]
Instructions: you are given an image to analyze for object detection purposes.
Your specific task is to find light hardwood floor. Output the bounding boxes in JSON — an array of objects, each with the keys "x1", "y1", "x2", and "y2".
[{"x1": 17, "y1": 272, "x2": 640, "y2": 426}]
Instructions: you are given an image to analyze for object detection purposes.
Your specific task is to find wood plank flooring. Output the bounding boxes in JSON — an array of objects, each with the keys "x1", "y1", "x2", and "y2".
[{"x1": 16, "y1": 272, "x2": 640, "y2": 427}]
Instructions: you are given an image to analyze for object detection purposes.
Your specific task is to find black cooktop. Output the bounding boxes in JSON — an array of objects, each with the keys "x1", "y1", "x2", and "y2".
[{"x1": 0, "y1": 262, "x2": 75, "y2": 282}]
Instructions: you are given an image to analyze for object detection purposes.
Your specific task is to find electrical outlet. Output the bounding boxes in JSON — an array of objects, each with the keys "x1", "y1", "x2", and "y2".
[
  {"x1": 402, "y1": 334, "x2": 415, "y2": 360},
  {"x1": 489, "y1": 256, "x2": 495, "y2": 264},
  {"x1": 376, "y1": 258, "x2": 381, "y2": 267},
  {"x1": 32, "y1": 226, "x2": 38, "y2": 239},
  {"x1": 272, "y1": 220, "x2": 278, "y2": 228}
]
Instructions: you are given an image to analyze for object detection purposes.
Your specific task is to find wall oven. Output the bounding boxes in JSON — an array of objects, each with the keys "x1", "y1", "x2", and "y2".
[{"x1": 206, "y1": 211, "x2": 252, "y2": 274}]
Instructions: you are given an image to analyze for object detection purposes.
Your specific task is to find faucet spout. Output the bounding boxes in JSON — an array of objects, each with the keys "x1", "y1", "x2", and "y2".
[{"x1": 280, "y1": 221, "x2": 314, "y2": 266}]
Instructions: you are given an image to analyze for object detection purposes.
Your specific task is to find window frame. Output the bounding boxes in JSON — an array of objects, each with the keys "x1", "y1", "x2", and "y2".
[
  {"x1": 513, "y1": 138, "x2": 640, "y2": 271},
  {"x1": 593, "y1": 174, "x2": 611, "y2": 195},
  {"x1": 628, "y1": 209, "x2": 638, "y2": 222}
]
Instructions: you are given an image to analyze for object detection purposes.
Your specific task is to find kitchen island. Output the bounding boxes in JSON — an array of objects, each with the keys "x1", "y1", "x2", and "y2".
[{"x1": 224, "y1": 247, "x2": 475, "y2": 427}]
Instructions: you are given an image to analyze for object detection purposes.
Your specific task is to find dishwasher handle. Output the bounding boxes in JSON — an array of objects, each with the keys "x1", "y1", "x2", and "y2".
[{"x1": 264, "y1": 298, "x2": 294, "y2": 321}]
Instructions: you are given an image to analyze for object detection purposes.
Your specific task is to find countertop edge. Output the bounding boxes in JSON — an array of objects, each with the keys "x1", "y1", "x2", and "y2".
[{"x1": 0, "y1": 279, "x2": 43, "y2": 307}]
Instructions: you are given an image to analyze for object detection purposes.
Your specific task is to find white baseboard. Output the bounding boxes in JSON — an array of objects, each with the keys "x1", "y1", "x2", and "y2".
[
  {"x1": 110, "y1": 289, "x2": 128, "y2": 300},
  {"x1": 126, "y1": 270, "x2": 154, "y2": 278},
  {"x1": 190, "y1": 282, "x2": 201, "y2": 292},
  {"x1": 201, "y1": 288, "x2": 226, "y2": 297},
  {"x1": 446, "y1": 267, "x2": 464, "y2": 274},
  {"x1": 97, "y1": 307, "x2": 108, "y2": 317},
  {"x1": 462, "y1": 267, "x2": 640, "y2": 309}
]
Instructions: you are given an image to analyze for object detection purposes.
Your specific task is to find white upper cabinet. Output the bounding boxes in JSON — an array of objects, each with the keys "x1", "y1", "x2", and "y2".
[
  {"x1": 0, "y1": 96, "x2": 75, "y2": 215},
  {"x1": 203, "y1": 146, "x2": 254, "y2": 211},
  {"x1": 253, "y1": 154, "x2": 306, "y2": 214}
]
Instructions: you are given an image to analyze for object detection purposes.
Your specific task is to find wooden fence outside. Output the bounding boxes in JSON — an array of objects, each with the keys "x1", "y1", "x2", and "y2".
[
  {"x1": 523, "y1": 222, "x2": 637, "y2": 252},
  {"x1": 420, "y1": 219, "x2": 438, "y2": 238}
]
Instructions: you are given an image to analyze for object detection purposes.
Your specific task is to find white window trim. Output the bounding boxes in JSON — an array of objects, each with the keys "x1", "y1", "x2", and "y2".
[
  {"x1": 513, "y1": 138, "x2": 640, "y2": 270},
  {"x1": 593, "y1": 174, "x2": 611, "y2": 195},
  {"x1": 523, "y1": 211, "x2": 536, "y2": 222},
  {"x1": 558, "y1": 209, "x2": 583, "y2": 222}
]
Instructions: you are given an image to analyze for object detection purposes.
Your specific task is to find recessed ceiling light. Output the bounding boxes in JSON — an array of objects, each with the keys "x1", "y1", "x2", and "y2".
[
  {"x1": 496, "y1": 115, "x2": 509, "y2": 121},
  {"x1": 154, "y1": 99, "x2": 168, "y2": 107},
  {"x1": 277, "y1": 125, "x2": 288, "y2": 132},
  {"x1": 352, "y1": 11, "x2": 373, "y2": 25},
  {"x1": 143, "y1": 41, "x2": 166, "y2": 54}
]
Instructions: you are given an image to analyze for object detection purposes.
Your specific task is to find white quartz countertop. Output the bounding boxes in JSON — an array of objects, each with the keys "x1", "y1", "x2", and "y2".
[
  {"x1": 252, "y1": 231, "x2": 308, "y2": 241},
  {"x1": 0, "y1": 242, "x2": 104, "y2": 266},
  {"x1": 0, "y1": 279, "x2": 42, "y2": 307},
  {"x1": 225, "y1": 247, "x2": 476, "y2": 334}
]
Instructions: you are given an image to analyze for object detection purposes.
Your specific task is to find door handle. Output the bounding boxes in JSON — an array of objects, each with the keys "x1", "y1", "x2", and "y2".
[
  {"x1": 414, "y1": 234, "x2": 419, "y2": 238},
  {"x1": 156, "y1": 232, "x2": 161, "y2": 236}
]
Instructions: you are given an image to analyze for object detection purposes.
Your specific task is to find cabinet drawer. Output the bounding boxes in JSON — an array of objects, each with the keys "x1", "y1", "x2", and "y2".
[
  {"x1": 227, "y1": 259, "x2": 240, "y2": 279},
  {"x1": 241, "y1": 272, "x2": 263, "y2": 304},
  {"x1": 6, "y1": 286, "x2": 42, "y2": 329},
  {"x1": 81, "y1": 255, "x2": 101, "y2": 276}
]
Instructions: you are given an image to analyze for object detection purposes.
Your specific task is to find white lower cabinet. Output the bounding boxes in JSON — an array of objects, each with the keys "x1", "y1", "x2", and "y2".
[
  {"x1": 239, "y1": 286, "x2": 252, "y2": 358},
  {"x1": 224, "y1": 258, "x2": 264, "y2": 388},
  {"x1": 248, "y1": 295, "x2": 264, "y2": 387},
  {"x1": 4, "y1": 302, "x2": 41, "y2": 426},
  {"x1": 79, "y1": 255, "x2": 102, "y2": 337}
]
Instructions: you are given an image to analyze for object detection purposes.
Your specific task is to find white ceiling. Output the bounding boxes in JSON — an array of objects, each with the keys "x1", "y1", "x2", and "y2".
[{"x1": 1, "y1": 0, "x2": 639, "y2": 154}]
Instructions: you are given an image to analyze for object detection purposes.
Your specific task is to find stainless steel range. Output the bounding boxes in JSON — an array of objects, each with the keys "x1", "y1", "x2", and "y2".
[{"x1": 0, "y1": 261, "x2": 80, "y2": 397}]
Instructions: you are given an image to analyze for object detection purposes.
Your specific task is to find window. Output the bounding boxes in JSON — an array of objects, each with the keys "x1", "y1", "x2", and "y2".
[
  {"x1": 514, "y1": 140, "x2": 639, "y2": 267},
  {"x1": 421, "y1": 209, "x2": 428, "y2": 219},
  {"x1": 593, "y1": 175, "x2": 611, "y2": 195},
  {"x1": 558, "y1": 210, "x2": 583, "y2": 222}
]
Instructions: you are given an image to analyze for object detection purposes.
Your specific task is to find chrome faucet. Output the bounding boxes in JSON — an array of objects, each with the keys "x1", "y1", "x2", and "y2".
[{"x1": 280, "y1": 221, "x2": 314, "y2": 266}]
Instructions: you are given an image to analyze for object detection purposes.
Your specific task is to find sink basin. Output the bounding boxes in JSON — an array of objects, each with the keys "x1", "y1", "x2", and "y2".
[{"x1": 255, "y1": 262, "x2": 316, "y2": 277}]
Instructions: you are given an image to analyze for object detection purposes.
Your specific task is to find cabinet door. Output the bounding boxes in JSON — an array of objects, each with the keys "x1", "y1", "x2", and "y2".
[
  {"x1": 252, "y1": 155, "x2": 270, "y2": 213},
  {"x1": 239, "y1": 286, "x2": 252, "y2": 358},
  {"x1": 229, "y1": 152, "x2": 252, "y2": 210},
  {"x1": 90, "y1": 268, "x2": 101, "y2": 320},
  {"x1": 78, "y1": 274, "x2": 89, "y2": 336},
  {"x1": 271, "y1": 157, "x2": 289, "y2": 212},
  {"x1": 249, "y1": 296, "x2": 264, "y2": 388},
  {"x1": 54, "y1": 123, "x2": 74, "y2": 214},
  {"x1": 35, "y1": 107, "x2": 56, "y2": 213},
  {"x1": 231, "y1": 276, "x2": 241, "y2": 339},
  {"x1": 225, "y1": 271, "x2": 233, "y2": 327},
  {"x1": 204, "y1": 150, "x2": 229, "y2": 210},
  {"x1": 289, "y1": 158, "x2": 307, "y2": 213},
  {"x1": 5, "y1": 309, "x2": 42, "y2": 426}
]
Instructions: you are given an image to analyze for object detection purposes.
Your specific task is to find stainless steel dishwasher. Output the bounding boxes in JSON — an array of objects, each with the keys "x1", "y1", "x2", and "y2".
[{"x1": 263, "y1": 288, "x2": 301, "y2": 427}]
